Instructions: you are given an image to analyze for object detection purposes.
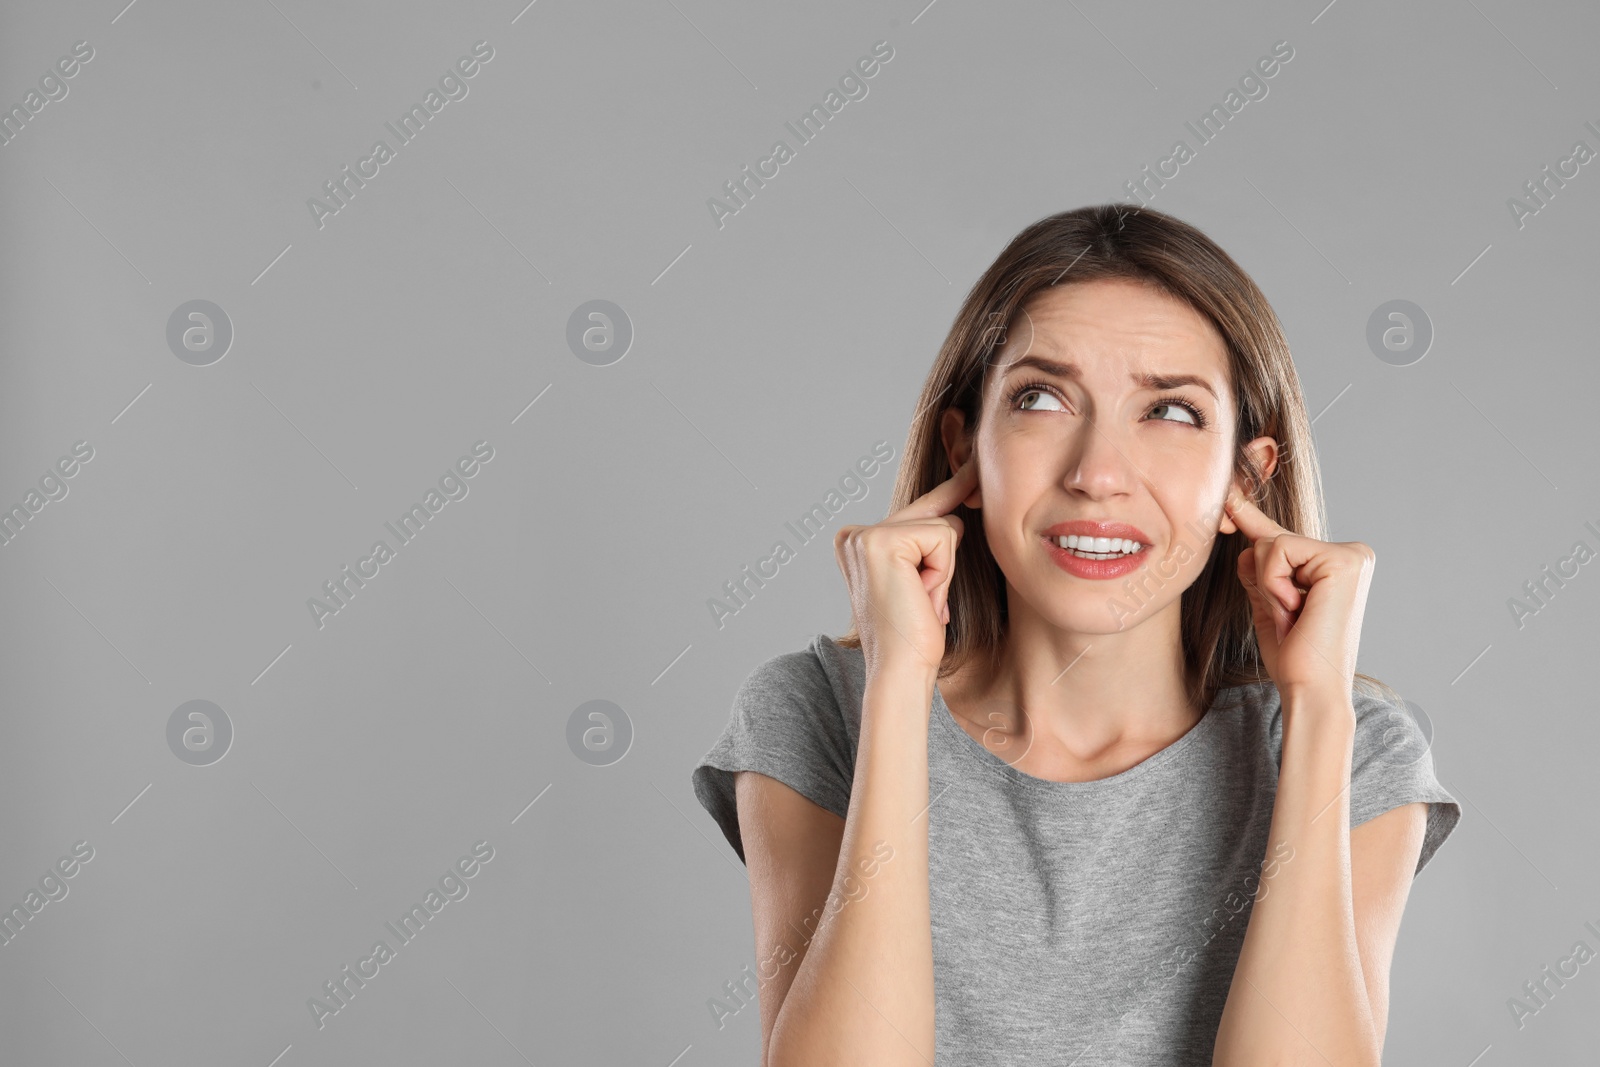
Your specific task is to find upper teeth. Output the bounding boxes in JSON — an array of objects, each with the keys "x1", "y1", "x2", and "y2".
[{"x1": 1057, "y1": 535, "x2": 1142, "y2": 553}]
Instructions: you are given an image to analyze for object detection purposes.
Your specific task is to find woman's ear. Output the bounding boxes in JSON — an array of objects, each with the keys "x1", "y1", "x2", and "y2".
[
  {"x1": 940, "y1": 407, "x2": 983, "y2": 509},
  {"x1": 1217, "y1": 437, "x2": 1279, "y2": 535}
]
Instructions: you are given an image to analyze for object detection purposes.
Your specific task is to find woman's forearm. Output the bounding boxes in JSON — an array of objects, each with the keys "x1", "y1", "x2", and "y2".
[
  {"x1": 768, "y1": 662, "x2": 938, "y2": 1067},
  {"x1": 1212, "y1": 689, "x2": 1381, "y2": 1067}
]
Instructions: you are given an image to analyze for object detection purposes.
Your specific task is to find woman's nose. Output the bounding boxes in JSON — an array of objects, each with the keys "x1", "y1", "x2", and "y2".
[{"x1": 1062, "y1": 418, "x2": 1142, "y2": 497}]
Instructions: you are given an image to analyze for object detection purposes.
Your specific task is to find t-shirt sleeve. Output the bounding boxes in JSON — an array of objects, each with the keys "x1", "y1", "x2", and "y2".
[
  {"x1": 1348, "y1": 692, "x2": 1462, "y2": 877},
  {"x1": 690, "y1": 642, "x2": 856, "y2": 865}
]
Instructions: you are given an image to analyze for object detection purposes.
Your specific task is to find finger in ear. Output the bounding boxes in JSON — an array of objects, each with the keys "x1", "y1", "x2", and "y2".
[{"x1": 1218, "y1": 488, "x2": 1242, "y2": 536}]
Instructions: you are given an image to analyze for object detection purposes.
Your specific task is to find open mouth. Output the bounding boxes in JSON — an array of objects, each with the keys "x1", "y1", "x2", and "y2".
[
  {"x1": 1041, "y1": 533, "x2": 1151, "y2": 580},
  {"x1": 1050, "y1": 534, "x2": 1144, "y2": 561}
]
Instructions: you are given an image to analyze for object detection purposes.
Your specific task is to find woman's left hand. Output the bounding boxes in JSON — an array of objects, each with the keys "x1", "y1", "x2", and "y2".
[{"x1": 1223, "y1": 488, "x2": 1376, "y2": 701}]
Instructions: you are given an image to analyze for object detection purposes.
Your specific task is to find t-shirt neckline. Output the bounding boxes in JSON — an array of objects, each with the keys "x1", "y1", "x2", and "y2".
[{"x1": 930, "y1": 680, "x2": 1226, "y2": 791}]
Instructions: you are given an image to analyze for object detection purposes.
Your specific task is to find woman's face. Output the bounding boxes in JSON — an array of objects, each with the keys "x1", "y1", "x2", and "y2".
[{"x1": 942, "y1": 276, "x2": 1276, "y2": 635}]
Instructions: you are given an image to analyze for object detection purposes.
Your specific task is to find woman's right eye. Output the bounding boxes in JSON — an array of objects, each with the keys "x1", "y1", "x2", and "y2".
[{"x1": 1015, "y1": 388, "x2": 1066, "y2": 412}]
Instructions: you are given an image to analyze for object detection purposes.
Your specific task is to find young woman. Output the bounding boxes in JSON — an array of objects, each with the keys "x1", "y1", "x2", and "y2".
[{"x1": 691, "y1": 204, "x2": 1460, "y2": 1066}]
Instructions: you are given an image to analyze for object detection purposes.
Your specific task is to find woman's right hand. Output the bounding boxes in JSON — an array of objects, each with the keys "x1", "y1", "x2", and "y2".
[{"x1": 833, "y1": 458, "x2": 978, "y2": 680}]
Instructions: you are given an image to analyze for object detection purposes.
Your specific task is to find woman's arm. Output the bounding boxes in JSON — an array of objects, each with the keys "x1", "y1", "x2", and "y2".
[
  {"x1": 735, "y1": 769, "x2": 845, "y2": 1066},
  {"x1": 758, "y1": 459, "x2": 972, "y2": 1065},
  {"x1": 764, "y1": 662, "x2": 938, "y2": 1067},
  {"x1": 1213, "y1": 489, "x2": 1428, "y2": 1064},
  {"x1": 1347, "y1": 798, "x2": 1428, "y2": 1044},
  {"x1": 1212, "y1": 688, "x2": 1390, "y2": 1067}
]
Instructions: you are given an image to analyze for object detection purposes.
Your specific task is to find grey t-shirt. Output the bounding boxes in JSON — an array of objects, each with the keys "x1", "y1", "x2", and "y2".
[{"x1": 691, "y1": 633, "x2": 1461, "y2": 1066}]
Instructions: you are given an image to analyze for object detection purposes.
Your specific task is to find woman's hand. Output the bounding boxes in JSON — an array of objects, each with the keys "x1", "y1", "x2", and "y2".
[
  {"x1": 1224, "y1": 488, "x2": 1376, "y2": 701},
  {"x1": 833, "y1": 459, "x2": 978, "y2": 680}
]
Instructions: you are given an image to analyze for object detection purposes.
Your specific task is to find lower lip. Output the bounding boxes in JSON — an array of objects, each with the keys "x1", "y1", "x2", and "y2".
[{"x1": 1043, "y1": 536, "x2": 1150, "y2": 580}]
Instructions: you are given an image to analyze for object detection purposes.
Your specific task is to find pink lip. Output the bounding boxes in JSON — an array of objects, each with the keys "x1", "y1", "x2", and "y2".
[{"x1": 1041, "y1": 520, "x2": 1154, "y2": 581}]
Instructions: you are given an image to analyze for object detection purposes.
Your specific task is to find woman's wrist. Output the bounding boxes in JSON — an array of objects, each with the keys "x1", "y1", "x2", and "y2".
[
  {"x1": 1278, "y1": 684, "x2": 1357, "y2": 738},
  {"x1": 865, "y1": 656, "x2": 939, "y2": 708}
]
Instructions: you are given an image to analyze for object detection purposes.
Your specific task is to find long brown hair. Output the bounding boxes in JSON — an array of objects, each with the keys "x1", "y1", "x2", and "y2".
[{"x1": 836, "y1": 203, "x2": 1396, "y2": 712}]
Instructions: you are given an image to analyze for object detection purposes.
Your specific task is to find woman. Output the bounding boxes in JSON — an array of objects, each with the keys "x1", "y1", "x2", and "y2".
[{"x1": 691, "y1": 204, "x2": 1460, "y2": 1066}]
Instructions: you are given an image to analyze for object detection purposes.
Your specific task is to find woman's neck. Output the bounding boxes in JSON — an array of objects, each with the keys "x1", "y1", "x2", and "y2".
[{"x1": 942, "y1": 601, "x2": 1203, "y2": 768}]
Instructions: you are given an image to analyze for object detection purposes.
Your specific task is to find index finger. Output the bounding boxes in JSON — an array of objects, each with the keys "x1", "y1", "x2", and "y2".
[
  {"x1": 891, "y1": 458, "x2": 979, "y2": 522},
  {"x1": 1223, "y1": 487, "x2": 1288, "y2": 543}
]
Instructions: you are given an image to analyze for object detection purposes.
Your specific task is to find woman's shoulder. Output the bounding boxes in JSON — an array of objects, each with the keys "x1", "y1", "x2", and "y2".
[
  {"x1": 1207, "y1": 679, "x2": 1282, "y2": 727},
  {"x1": 739, "y1": 631, "x2": 857, "y2": 683},
  {"x1": 1210, "y1": 680, "x2": 1442, "y2": 770},
  {"x1": 735, "y1": 633, "x2": 868, "y2": 728},
  {"x1": 693, "y1": 634, "x2": 867, "y2": 862}
]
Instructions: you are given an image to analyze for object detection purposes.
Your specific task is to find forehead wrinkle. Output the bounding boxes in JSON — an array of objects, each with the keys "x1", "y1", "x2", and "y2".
[
  {"x1": 996, "y1": 352, "x2": 1219, "y2": 402},
  {"x1": 1004, "y1": 286, "x2": 1225, "y2": 378}
]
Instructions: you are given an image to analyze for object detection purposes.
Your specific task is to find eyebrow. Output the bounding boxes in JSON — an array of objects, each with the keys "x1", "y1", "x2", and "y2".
[{"x1": 1000, "y1": 354, "x2": 1219, "y2": 402}]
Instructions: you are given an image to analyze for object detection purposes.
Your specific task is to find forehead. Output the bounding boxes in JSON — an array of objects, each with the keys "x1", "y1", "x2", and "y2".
[{"x1": 990, "y1": 277, "x2": 1230, "y2": 386}]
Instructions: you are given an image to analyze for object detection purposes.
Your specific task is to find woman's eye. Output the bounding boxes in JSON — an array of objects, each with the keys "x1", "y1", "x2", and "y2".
[
  {"x1": 1149, "y1": 402, "x2": 1198, "y2": 426},
  {"x1": 1016, "y1": 389, "x2": 1066, "y2": 412}
]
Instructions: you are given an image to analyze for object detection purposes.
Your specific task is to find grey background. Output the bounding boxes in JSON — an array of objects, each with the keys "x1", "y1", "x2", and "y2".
[{"x1": 0, "y1": 0, "x2": 1595, "y2": 1064}]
